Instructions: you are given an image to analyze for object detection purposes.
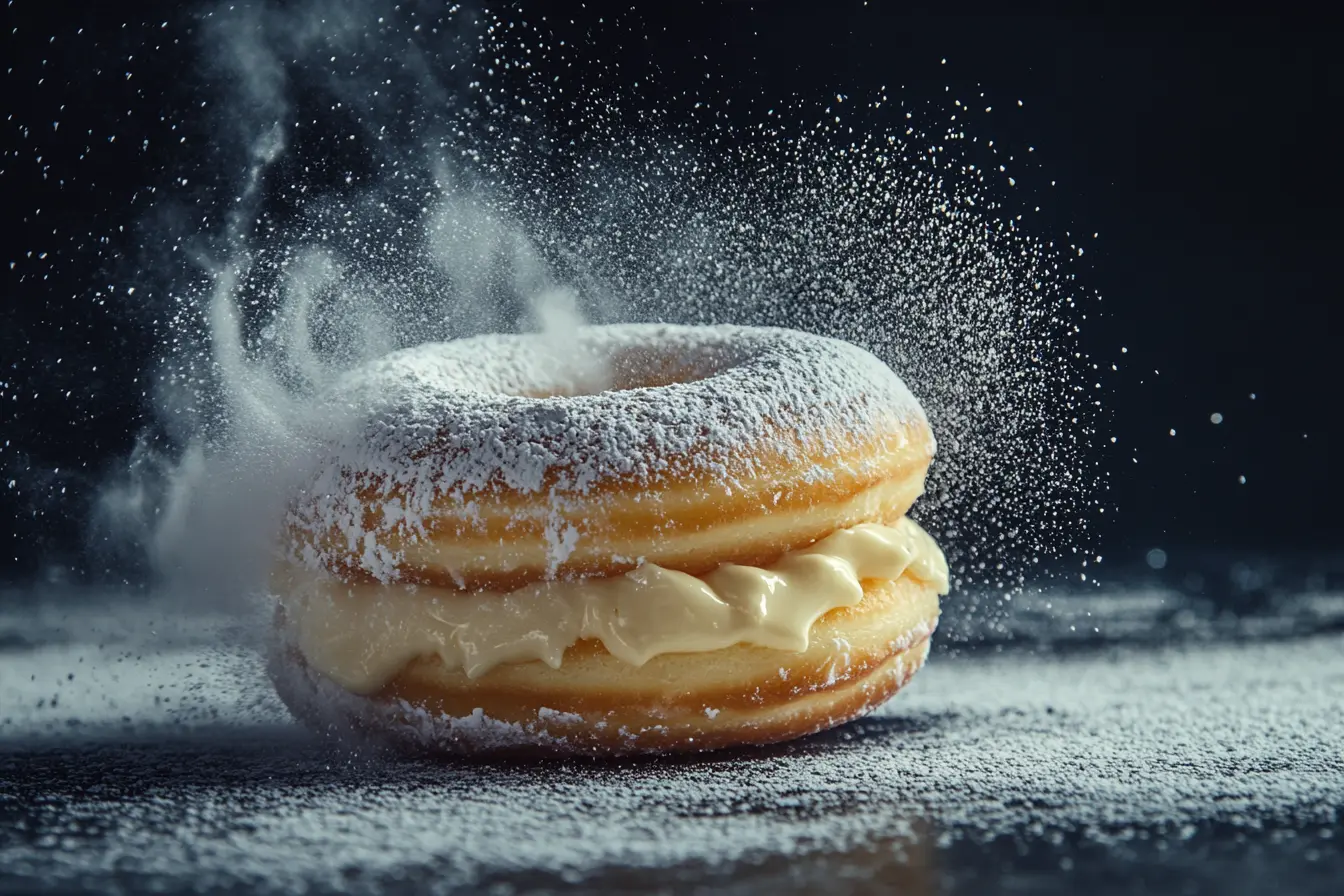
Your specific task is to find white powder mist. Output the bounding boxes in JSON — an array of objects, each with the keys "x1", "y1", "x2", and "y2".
[{"x1": 95, "y1": 0, "x2": 1102, "y2": 622}]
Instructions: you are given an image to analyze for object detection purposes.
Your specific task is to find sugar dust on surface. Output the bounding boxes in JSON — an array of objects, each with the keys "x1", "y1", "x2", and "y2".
[{"x1": 1, "y1": 589, "x2": 1341, "y2": 892}]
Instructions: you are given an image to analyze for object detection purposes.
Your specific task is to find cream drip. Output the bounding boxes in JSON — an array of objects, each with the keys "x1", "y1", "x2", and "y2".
[{"x1": 277, "y1": 517, "x2": 948, "y2": 694}]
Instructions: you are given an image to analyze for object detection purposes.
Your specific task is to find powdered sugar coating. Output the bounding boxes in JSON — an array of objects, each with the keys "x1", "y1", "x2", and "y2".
[{"x1": 288, "y1": 324, "x2": 930, "y2": 583}]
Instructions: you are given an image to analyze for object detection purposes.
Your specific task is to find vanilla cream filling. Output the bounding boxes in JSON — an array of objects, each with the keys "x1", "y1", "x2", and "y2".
[{"x1": 277, "y1": 517, "x2": 948, "y2": 694}]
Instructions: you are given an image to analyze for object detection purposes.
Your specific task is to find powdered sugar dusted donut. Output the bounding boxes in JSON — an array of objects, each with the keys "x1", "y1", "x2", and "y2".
[{"x1": 270, "y1": 323, "x2": 948, "y2": 755}]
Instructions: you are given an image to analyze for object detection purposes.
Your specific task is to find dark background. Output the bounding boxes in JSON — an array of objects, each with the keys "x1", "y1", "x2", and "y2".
[{"x1": 3, "y1": 3, "x2": 1341, "y2": 587}]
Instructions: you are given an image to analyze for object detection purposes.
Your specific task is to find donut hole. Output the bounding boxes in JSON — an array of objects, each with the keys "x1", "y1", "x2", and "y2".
[
  {"x1": 608, "y1": 347, "x2": 721, "y2": 391},
  {"x1": 528, "y1": 346, "x2": 725, "y2": 397}
]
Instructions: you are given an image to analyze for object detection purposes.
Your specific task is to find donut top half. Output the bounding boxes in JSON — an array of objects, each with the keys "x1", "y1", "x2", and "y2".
[{"x1": 284, "y1": 324, "x2": 936, "y2": 590}]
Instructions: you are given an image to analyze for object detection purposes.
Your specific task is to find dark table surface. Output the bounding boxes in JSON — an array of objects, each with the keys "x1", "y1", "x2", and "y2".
[{"x1": 2, "y1": 585, "x2": 1342, "y2": 895}]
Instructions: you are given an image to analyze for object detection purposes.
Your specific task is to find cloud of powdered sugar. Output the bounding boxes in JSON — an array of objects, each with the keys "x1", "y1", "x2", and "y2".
[{"x1": 91, "y1": 1, "x2": 1103, "y2": 624}]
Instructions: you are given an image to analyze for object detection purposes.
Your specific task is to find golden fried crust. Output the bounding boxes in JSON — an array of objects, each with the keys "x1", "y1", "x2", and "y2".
[
  {"x1": 269, "y1": 574, "x2": 940, "y2": 755},
  {"x1": 295, "y1": 420, "x2": 935, "y2": 591}
]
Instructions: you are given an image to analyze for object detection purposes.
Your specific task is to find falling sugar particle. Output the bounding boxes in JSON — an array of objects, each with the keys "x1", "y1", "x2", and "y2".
[
  {"x1": 1210, "y1": 413, "x2": 1224, "y2": 424},
  {"x1": 91, "y1": 1, "x2": 1102, "y2": 618}
]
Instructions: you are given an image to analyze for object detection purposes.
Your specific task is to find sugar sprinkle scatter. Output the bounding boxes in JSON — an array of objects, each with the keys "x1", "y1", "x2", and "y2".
[{"x1": 0, "y1": 0, "x2": 1104, "y2": 614}]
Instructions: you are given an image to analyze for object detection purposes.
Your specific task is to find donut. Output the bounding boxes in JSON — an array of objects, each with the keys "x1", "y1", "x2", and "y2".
[{"x1": 269, "y1": 324, "x2": 948, "y2": 755}]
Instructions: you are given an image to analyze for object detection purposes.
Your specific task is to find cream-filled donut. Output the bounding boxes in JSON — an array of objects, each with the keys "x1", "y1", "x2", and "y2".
[{"x1": 270, "y1": 324, "x2": 948, "y2": 754}]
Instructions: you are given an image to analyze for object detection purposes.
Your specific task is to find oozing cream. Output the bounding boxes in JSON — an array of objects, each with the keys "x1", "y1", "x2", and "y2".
[{"x1": 276, "y1": 517, "x2": 948, "y2": 694}]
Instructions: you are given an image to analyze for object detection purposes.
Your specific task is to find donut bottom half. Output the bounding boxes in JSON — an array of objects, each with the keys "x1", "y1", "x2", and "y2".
[{"x1": 269, "y1": 574, "x2": 941, "y2": 756}]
